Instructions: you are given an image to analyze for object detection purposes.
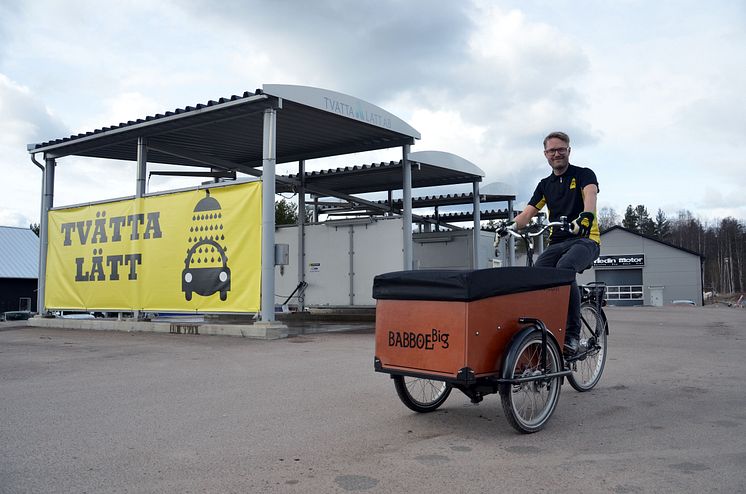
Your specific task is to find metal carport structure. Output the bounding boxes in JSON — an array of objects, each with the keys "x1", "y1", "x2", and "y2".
[
  {"x1": 29, "y1": 85, "x2": 509, "y2": 322},
  {"x1": 28, "y1": 84, "x2": 423, "y2": 323},
  {"x1": 272, "y1": 151, "x2": 489, "y2": 310}
]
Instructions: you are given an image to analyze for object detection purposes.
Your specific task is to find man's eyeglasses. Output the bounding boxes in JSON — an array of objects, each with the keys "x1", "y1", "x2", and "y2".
[{"x1": 544, "y1": 147, "x2": 569, "y2": 156}]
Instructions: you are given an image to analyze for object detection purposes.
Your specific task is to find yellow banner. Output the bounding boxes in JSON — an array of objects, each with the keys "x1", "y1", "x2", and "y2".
[{"x1": 45, "y1": 181, "x2": 262, "y2": 312}]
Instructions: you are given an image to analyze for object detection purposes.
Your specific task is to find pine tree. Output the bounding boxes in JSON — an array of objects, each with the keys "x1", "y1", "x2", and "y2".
[
  {"x1": 653, "y1": 209, "x2": 671, "y2": 241},
  {"x1": 275, "y1": 199, "x2": 298, "y2": 225},
  {"x1": 622, "y1": 205, "x2": 638, "y2": 231},
  {"x1": 635, "y1": 205, "x2": 655, "y2": 236}
]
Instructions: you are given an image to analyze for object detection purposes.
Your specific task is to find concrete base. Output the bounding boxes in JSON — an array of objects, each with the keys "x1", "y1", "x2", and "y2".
[
  {"x1": 26, "y1": 316, "x2": 289, "y2": 340},
  {"x1": 248, "y1": 321, "x2": 290, "y2": 339},
  {"x1": 277, "y1": 309, "x2": 375, "y2": 322}
]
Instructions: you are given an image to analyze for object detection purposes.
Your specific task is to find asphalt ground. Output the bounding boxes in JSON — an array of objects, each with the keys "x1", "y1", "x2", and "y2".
[{"x1": 1, "y1": 305, "x2": 745, "y2": 493}]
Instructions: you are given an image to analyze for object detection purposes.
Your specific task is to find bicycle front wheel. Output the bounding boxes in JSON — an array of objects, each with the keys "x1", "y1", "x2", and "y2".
[
  {"x1": 393, "y1": 375, "x2": 452, "y2": 413},
  {"x1": 567, "y1": 303, "x2": 607, "y2": 391},
  {"x1": 499, "y1": 330, "x2": 562, "y2": 433}
]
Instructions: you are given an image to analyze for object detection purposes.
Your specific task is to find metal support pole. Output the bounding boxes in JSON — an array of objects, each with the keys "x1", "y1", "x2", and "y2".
[
  {"x1": 536, "y1": 214, "x2": 545, "y2": 255},
  {"x1": 35, "y1": 163, "x2": 45, "y2": 314},
  {"x1": 297, "y1": 160, "x2": 306, "y2": 312},
  {"x1": 136, "y1": 137, "x2": 147, "y2": 198},
  {"x1": 348, "y1": 226, "x2": 355, "y2": 305},
  {"x1": 134, "y1": 138, "x2": 148, "y2": 320},
  {"x1": 472, "y1": 181, "x2": 481, "y2": 269},
  {"x1": 508, "y1": 199, "x2": 516, "y2": 267},
  {"x1": 37, "y1": 157, "x2": 55, "y2": 314},
  {"x1": 261, "y1": 108, "x2": 277, "y2": 321},
  {"x1": 402, "y1": 145, "x2": 412, "y2": 270}
]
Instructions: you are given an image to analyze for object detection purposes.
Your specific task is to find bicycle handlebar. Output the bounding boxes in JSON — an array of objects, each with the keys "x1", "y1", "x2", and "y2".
[{"x1": 497, "y1": 217, "x2": 570, "y2": 241}]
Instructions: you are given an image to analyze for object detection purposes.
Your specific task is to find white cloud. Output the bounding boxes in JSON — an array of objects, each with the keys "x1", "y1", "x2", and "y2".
[
  {"x1": 701, "y1": 186, "x2": 746, "y2": 219},
  {"x1": 467, "y1": 4, "x2": 586, "y2": 84},
  {"x1": 0, "y1": 0, "x2": 743, "y2": 228},
  {"x1": 410, "y1": 108, "x2": 487, "y2": 159},
  {"x1": 0, "y1": 74, "x2": 67, "y2": 145},
  {"x1": 0, "y1": 73, "x2": 71, "y2": 227},
  {"x1": 76, "y1": 92, "x2": 162, "y2": 134},
  {"x1": 0, "y1": 209, "x2": 34, "y2": 228}
]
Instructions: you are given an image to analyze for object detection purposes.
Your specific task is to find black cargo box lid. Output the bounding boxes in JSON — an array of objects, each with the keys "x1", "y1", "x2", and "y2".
[{"x1": 372, "y1": 267, "x2": 576, "y2": 302}]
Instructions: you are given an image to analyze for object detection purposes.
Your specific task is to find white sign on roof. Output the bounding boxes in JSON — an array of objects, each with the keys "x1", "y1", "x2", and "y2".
[{"x1": 263, "y1": 84, "x2": 421, "y2": 139}]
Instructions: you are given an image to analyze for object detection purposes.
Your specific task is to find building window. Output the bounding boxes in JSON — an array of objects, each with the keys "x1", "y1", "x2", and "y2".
[{"x1": 606, "y1": 285, "x2": 643, "y2": 300}]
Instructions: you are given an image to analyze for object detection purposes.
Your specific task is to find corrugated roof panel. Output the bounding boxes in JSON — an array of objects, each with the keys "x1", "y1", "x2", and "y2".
[
  {"x1": 276, "y1": 156, "x2": 487, "y2": 196},
  {"x1": 0, "y1": 226, "x2": 39, "y2": 279},
  {"x1": 29, "y1": 91, "x2": 264, "y2": 153},
  {"x1": 420, "y1": 209, "x2": 515, "y2": 222},
  {"x1": 28, "y1": 86, "x2": 418, "y2": 168},
  {"x1": 319, "y1": 193, "x2": 516, "y2": 211}
]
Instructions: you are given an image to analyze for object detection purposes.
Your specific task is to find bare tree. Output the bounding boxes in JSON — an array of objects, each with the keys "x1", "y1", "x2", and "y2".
[
  {"x1": 597, "y1": 207, "x2": 619, "y2": 232},
  {"x1": 668, "y1": 211, "x2": 744, "y2": 294}
]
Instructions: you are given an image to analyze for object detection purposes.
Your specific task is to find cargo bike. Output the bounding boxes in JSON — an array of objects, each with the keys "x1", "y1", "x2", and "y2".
[{"x1": 373, "y1": 220, "x2": 608, "y2": 433}]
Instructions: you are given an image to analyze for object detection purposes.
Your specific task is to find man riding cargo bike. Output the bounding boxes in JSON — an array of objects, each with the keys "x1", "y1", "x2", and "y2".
[
  {"x1": 500, "y1": 131, "x2": 600, "y2": 356},
  {"x1": 373, "y1": 131, "x2": 608, "y2": 433}
]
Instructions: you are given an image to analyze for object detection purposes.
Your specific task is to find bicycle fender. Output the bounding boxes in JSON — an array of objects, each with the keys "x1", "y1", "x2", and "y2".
[
  {"x1": 499, "y1": 324, "x2": 561, "y2": 380},
  {"x1": 599, "y1": 309, "x2": 609, "y2": 335}
]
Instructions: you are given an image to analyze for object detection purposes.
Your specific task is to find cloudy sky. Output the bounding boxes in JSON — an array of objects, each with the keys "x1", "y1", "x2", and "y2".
[{"x1": 1, "y1": 0, "x2": 744, "y2": 228}]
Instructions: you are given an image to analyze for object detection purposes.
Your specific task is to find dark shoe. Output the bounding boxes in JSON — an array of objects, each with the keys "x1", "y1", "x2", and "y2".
[{"x1": 563, "y1": 336, "x2": 579, "y2": 355}]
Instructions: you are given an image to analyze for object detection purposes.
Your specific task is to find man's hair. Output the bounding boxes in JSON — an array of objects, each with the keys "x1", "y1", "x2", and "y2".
[{"x1": 543, "y1": 131, "x2": 570, "y2": 148}]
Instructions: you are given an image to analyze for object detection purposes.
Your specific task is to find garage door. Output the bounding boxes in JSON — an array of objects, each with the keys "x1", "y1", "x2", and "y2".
[{"x1": 595, "y1": 269, "x2": 643, "y2": 306}]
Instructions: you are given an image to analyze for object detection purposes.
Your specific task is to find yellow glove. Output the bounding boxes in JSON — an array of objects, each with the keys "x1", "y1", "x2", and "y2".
[{"x1": 570, "y1": 212, "x2": 594, "y2": 237}]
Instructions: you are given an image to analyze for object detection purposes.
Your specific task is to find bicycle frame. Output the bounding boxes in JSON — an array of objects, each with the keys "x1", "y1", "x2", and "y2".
[
  {"x1": 497, "y1": 219, "x2": 569, "y2": 267},
  {"x1": 498, "y1": 218, "x2": 607, "y2": 365}
]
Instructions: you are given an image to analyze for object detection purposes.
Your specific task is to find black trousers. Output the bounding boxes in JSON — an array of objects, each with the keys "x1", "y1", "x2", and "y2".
[{"x1": 534, "y1": 238, "x2": 600, "y2": 339}]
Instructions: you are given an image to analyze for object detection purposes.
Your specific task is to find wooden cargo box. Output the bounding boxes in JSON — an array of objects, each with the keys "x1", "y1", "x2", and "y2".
[{"x1": 373, "y1": 267, "x2": 575, "y2": 381}]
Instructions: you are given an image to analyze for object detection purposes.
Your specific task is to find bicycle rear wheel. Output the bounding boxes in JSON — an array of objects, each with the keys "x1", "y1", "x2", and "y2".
[
  {"x1": 499, "y1": 330, "x2": 562, "y2": 433},
  {"x1": 393, "y1": 375, "x2": 452, "y2": 413},
  {"x1": 567, "y1": 303, "x2": 607, "y2": 391}
]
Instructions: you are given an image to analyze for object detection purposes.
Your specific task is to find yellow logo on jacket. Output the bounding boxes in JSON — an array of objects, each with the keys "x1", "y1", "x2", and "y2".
[{"x1": 570, "y1": 178, "x2": 577, "y2": 189}]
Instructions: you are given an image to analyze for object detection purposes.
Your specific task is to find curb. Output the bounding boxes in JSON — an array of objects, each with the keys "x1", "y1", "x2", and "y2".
[{"x1": 25, "y1": 317, "x2": 289, "y2": 340}]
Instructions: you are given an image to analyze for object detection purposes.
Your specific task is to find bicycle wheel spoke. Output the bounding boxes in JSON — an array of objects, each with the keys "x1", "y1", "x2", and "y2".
[
  {"x1": 396, "y1": 376, "x2": 451, "y2": 412},
  {"x1": 568, "y1": 303, "x2": 607, "y2": 391},
  {"x1": 502, "y1": 336, "x2": 560, "y2": 432}
]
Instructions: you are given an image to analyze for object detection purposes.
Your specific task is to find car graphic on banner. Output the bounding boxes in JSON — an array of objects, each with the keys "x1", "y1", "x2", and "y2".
[{"x1": 182, "y1": 190, "x2": 231, "y2": 301}]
